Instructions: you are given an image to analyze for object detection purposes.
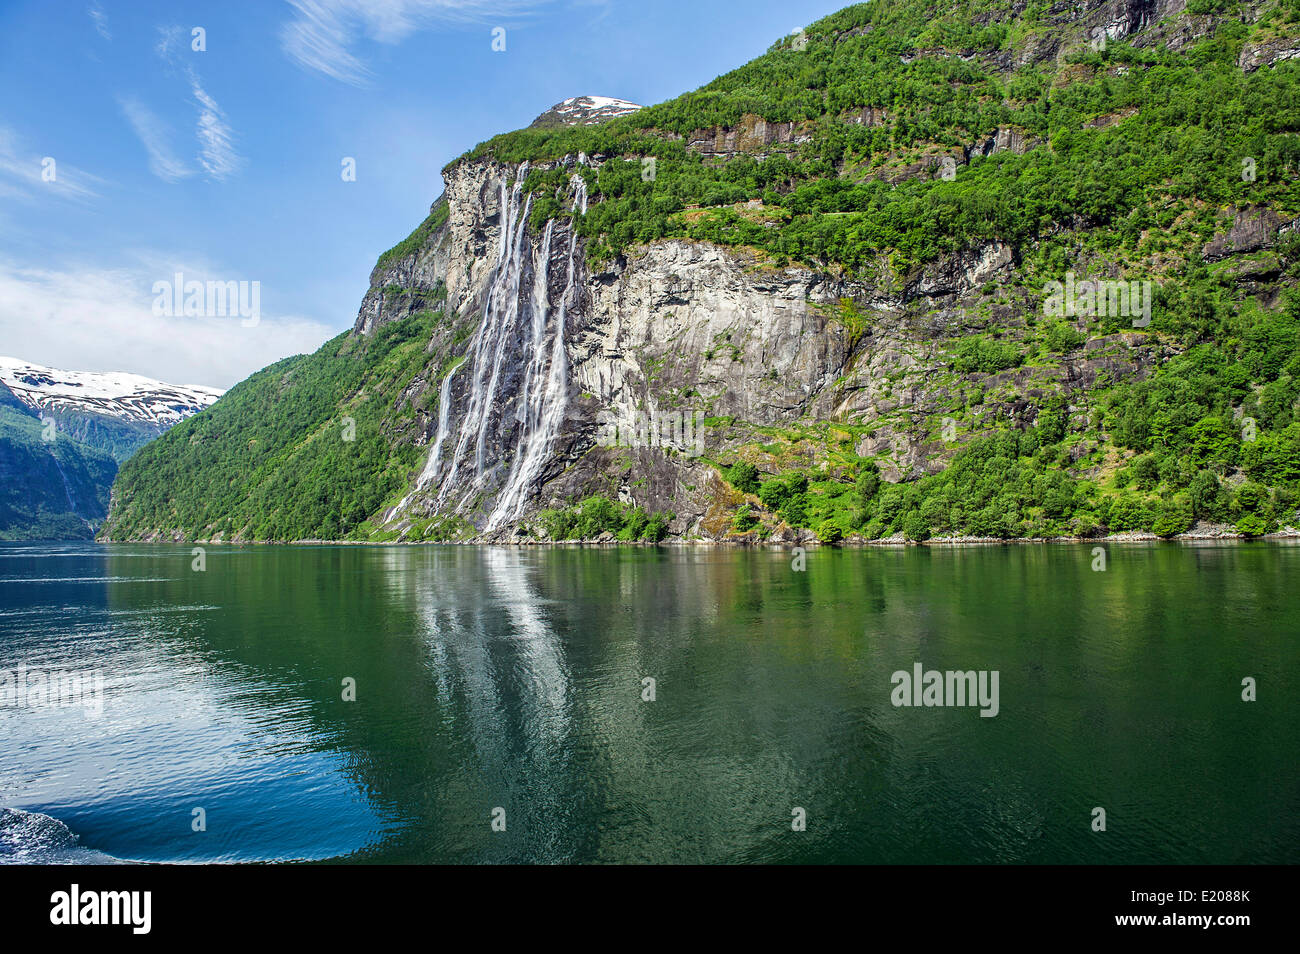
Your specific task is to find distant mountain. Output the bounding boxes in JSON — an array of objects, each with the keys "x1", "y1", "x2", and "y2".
[
  {"x1": 530, "y1": 95, "x2": 642, "y2": 128},
  {"x1": 0, "y1": 356, "x2": 222, "y2": 463},
  {"x1": 0, "y1": 356, "x2": 222, "y2": 427},
  {"x1": 0, "y1": 378, "x2": 28, "y2": 414},
  {"x1": 0, "y1": 383, "x2": 115, "y2": 541},
  {"x1": 0, "y1": 358, "x2": 222, "y2": 540}
]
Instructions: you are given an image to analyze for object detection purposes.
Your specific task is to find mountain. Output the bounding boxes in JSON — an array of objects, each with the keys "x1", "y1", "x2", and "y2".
[
  {"x1": 0, "y1": 356, "x2": 222, "y2": 463},
  {"x1": 102, "y1": 0, "x2": 1300, "y2": 545},
  {"x1": 0, "y1": 378, "x2": 28, "y2": 414},
  {"x1": 0, "y1": 382, "x2": 116, "y2": 541},
  {"x1": 529, "y1": 96, "x2": 643, "y2": 128},
  {"x1": 0, "y1": 358, "x2": 221, "y2": 540}
]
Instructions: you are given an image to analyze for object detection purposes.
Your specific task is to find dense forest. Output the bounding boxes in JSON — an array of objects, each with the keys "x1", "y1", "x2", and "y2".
[
  {"x1": 106, "y1": 316, "x2": 442, "y2": 542},
  {"x1": 465, "y1": 2, "x2": 1299, "y2": 275}
]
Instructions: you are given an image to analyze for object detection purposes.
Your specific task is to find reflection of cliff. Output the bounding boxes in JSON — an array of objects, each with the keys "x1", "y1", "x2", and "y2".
[
  {"x1": 403, "y1": 547, "x2": 866, "y2": 862},
  {"x1": 86, "y1": 545, "x2": 1013, "y2": 862}
]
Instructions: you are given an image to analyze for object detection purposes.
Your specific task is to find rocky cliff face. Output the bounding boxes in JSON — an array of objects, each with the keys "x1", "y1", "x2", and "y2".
[{"x1": 359, "y1": 150, "x2": 1163, "y2": 541}]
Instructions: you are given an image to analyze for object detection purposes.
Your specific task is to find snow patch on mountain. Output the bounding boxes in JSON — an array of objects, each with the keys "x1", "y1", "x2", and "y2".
[
  {"x1": 0, "y1": 356, "x2": 223, "y2": 427},
  {"x1": 531, "y1": 95, "x2": 642, "y2": 127}
]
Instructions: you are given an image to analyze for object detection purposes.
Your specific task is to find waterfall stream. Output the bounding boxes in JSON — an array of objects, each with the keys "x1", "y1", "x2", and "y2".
[
  {"x1": 410, "y1": 358, "x2": 462, "y2": 493},
  {"x1": 49, "y1": 449, "x2": 77, "y2": 514},
  {"x1": 408, "y1": 164, "x2": 587, "y2": 532},
  {"x1": 489, "y1": 176, "x2": 587, "y2": 530}
]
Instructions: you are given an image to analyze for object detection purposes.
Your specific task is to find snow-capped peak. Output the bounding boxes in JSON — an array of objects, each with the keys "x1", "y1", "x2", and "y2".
[
  {"x1": 0, "y1": 356, "x2": 223, "y2": 427},
  {"x1": 531, "y1": 95, "x2": 642, "y2": 128}
]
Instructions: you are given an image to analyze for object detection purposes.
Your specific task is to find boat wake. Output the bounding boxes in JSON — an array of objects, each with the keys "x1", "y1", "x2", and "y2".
[{"x1": 0, "y1": 807, "x2": 123, "y2": 865}]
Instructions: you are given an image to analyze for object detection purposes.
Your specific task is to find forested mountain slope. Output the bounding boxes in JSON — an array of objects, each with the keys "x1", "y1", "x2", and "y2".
[
  {"x1": 0, "y1": 382, "x2": 117, "y2": 541},
  {"x1": 103, "y1": 0, "x2": 1300, "y2": 544}
]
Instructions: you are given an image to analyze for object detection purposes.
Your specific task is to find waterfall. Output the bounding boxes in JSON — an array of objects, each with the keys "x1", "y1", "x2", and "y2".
[
  {"x1": 49, "y1": 449, "x2": 77, "y2": 514},
  {"x1": 518, "y1": 217, "x2": 557, "y2": 429},
  {"x1": 390, "y1": 356, "x2": 463, "y2": 522},
  {"x1": 408, "y1": 163, "x2": 586, "y2": 532},
  {"x1": 414, "y1": 359, "x2": 462, "y2": 490},
  {"x1": 488, "y1": 175, "x2": 587, "y2": 531},
  {"x1": 436, "y1": 167, "x2": 533, "y2": 507}
]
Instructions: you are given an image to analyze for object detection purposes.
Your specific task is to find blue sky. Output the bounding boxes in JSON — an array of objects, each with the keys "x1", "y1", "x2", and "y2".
[{"x1": 0, "y1": 0, "x2": 847, "y2": 388}]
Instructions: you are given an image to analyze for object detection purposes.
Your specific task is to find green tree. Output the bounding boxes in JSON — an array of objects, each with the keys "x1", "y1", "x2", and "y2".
[
  {"x1": 727, "y1": 461, "x2": 761, "y2": 494},
  {"x1": 1152, "y1": 493, "x2": 1194, "y2": 537}
]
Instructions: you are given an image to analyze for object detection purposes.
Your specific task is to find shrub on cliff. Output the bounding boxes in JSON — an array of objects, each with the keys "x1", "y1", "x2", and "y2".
[
  {"x1": 731, "y1": 505, "x2": 759, "y2": 533},
  {"x1": 727, "y1": 461, "x2": 761, "y2": 495},
  {"x1": 538, "y1": 496, "x2": 673, "y2": 542}
]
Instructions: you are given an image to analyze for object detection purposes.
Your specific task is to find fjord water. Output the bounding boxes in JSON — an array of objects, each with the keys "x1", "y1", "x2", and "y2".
[{"x1": 1, "y1": 542, "x2": 1296, "y2": 865}]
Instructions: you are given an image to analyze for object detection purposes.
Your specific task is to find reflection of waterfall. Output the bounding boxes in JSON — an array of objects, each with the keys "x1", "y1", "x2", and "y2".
[
  {"x1": 409, "y1": 164, "x2": 586, "y2": 529},
  {"x1": 482, "y1": 549, "x2": 569, "y2": 749},
  {"x1": 414, "y1": 548, "x2": 571, "y2": 767}
]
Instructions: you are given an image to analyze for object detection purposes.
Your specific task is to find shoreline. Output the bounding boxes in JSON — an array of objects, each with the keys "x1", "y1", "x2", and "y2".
[{"x1": 92, "y1": 526, "x2": 1300, "y2": 547}]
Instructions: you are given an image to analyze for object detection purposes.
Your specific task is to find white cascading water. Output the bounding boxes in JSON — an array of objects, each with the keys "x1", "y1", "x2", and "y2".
[
  {"x1": 517, "y1": 216, "x2": 557, "y2": 436},
  {"x1": 413, "y1": 358, "x2": 462, "y2": 490},
  {"x1": 435, "y1": 166, "x2": 533, "y2": 507},
  {"x1": 409, "y1": 164, "x2": 586, "y2": 531},
  {"x1": 489, "y1": 174, "x2": 587, "y2": 530}
]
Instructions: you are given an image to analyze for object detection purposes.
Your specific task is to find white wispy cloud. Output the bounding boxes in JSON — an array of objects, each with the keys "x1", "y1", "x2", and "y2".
[
  {"x1": 280, "y1": 0, "x2": 543, "y2": 86},
  {"x1": 0, "y1": 125, "x2": 103, "y2": 201},
  {"x1": 155, "y1": 24, "x2": 185, "y2": 60},
  {"x1": 0, "y1": 256, "x2": 335, "y2": 389},
  {"x1": 118, "y1": 32, "x2": 244, "y2": 184},
  {"x1": 281, "y1": 0, "x2": 371, "y2": 84},
  {"x1": 189, "y1": 73, "x2": 241, "y2": 179},
  {"x1": 118, "y1": 96, "x2": 194, "y2": 182},
  {"x1": 88, "y1": 2, "x2": 111, "y2": 41}
]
